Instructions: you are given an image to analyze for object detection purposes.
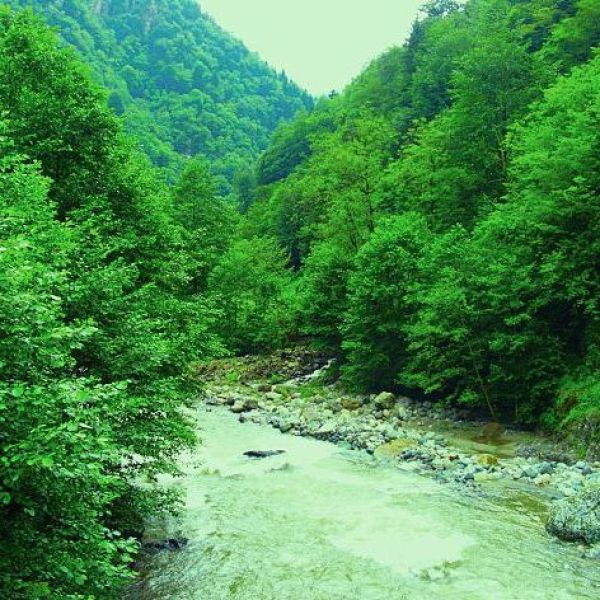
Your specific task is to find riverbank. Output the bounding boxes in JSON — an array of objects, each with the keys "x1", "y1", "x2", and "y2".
[{"x1": 196, "y1": 350, "x2": 600, "y2": 556}]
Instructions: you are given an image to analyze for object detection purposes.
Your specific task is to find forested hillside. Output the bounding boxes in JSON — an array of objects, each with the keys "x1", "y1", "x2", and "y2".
[
  {"x1": 215, "y1": 0, "x2": 600, "y2": 440},
  {"x1": 2, "y1": 0, "x2": 600, "y2": 597},
  {"x1": 4, "y1": 0, "x2": 313, "y2": 191}
]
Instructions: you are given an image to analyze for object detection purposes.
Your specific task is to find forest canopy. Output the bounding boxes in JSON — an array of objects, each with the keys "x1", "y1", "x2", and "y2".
[
  {"x1": 3, "y1": 0, "x2": 313, "y2": 193},
  {"x1": 0, "y1": 6, "x2": 229, "y2": 596},
  {"x1": 227, "y1": 0, "x2": 600, "y2": 438}
]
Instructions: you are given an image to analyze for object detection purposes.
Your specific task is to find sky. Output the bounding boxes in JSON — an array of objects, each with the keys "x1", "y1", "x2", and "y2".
[{"x1": 199, "y1": 0, "x2": 426, "y2": 96}]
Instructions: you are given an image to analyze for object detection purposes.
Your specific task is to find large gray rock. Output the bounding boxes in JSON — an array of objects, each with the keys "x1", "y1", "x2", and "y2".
[
  {"x1": 315, "y1": 419, "x2": 338, "y2": 438},
  {"x1": 547, "y1": 484, "x2": 600, "y2": 544}
]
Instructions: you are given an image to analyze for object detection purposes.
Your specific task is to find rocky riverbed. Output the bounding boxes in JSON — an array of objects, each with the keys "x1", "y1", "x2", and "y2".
[{"x1": 197, "y1": 351, "x2": 600, "y2": 558}]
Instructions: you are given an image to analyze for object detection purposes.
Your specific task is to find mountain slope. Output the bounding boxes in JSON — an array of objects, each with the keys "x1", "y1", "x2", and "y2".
[{"x1": 6, "y1": 0, "x2": 313, "y2": 191}]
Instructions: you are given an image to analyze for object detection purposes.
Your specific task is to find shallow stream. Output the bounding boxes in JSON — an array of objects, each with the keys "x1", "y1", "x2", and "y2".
[{"x1": 127, "y1": 407, "x2": 600, "y2": 599}]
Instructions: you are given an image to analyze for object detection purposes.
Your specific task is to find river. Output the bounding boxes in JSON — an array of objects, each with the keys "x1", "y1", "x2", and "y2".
[{"x1": 127, "y1": 406, "x2": 600, "y2": 599}]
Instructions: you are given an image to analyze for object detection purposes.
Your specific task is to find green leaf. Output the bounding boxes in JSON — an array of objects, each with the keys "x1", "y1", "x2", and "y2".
[
  {"x1": 11, "y1": 386, "x2": 25, "y2": 398},
  {"x1": 40, "y1": 456, "x2": 54, "y2": 468}
]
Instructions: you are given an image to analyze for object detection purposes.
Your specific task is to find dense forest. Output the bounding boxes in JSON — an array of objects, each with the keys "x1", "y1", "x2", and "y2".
[
  {"x1": 219, "y1": 0, "x2": 600, "y2": 431},
  {"x1": 1, "y1": 0, "x2": 600, "y2": 597},
  {"x1": 3, "y1": 0, "x2": 313, "y2": 192}
]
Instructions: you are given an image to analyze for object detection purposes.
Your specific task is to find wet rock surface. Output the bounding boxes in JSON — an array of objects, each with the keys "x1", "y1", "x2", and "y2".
[
  {"x1": 243, "y1": 450, "x2": 286, "y2": 458},
  {"x1": 547, "y1": 483, "x2": 600, "y2": 544},
  {"x1": 142, "y1": 538, "x2": 189, "y2": 554}
]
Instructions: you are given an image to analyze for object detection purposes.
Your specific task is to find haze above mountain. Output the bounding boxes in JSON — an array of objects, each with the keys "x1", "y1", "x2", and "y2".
[{"x1": 200, "y1": 0, "x2": 426, "y2": 95}]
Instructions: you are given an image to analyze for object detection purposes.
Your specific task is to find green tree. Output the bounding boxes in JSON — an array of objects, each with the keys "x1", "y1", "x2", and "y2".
[
  {"x1": 3, "y1": 0, "x2": 313, "y2": 190},
  {"x1": 0, "y1": 10, "x2": 224, "y2": 596},
  {"x1": 544, "y1": 0, "x2": 600, "y2": 69},
  {"x1": 296, "y1": 241, "x2": 354, "y2": 349},
  {"x1": 342, "y1": 213, "x2": 432, "y2": 391},
  {"x1": 172, "y1": 157, "x2": 237, "y2": 291},
  {"x1": 208, "y1": 237, "x2": 293, "y2": 353},
  {"x1": 382, "y1": 1, "x2": 548, "y2": 229},
  {"x1": 403, "y1": 52, "x2": 600, "y2": 422}
]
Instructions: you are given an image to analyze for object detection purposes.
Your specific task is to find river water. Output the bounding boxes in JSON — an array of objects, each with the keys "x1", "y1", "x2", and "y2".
[{"x1": 127, "y1": 407, "x2": 600, "y2": 600}]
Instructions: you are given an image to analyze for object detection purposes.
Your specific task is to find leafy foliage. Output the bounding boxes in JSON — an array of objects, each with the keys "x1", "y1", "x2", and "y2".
[
  {"x1": 342, "y1": 214, "x2": 431, "y2": 391},
  {"x1": 0, "y1": 9, "x2": 222, "y2": 597},
  {"x1": 3, "y1": 0, "x2": 600, "y2": 592},
  {"x1": 208, "y1": 237, "x2": 292, "y2": 354}
]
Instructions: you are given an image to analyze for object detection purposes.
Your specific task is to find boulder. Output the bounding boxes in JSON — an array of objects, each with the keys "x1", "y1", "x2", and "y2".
[
  {"x1": 222, "y1": 394, "x2": 237, "y2": 406},
  {"x1": 231, "y1": 400, "x2": 246, "y2": 413},
  {"x1": 341, "y1": 397, "x2": 362, "y2": 411},
  {"x1": 246, "y1": 397, "x2": 259, "y2": 409},
  {"x1": 521, "y1": 465, "x2": 539, "y2": 479},
  {"x1": 374, "y1": 392, "x2": 395, "y2": 410},
  {"x1": 315, "y1": 420, "x2": 338, "y2": 438},
  {"x1": 431, "y1": 457, "x2": 453, "y2": 471},
  {"x1": 230, "y1": 397, "x2": 258, "y2": 413},
  {"x1": 547, "y1": 484, "x2": 600, "y2": 544},
  {"x1": 587, "y1": 545, "x2": 600, "y2": 560},
  {"x1": 301, "y1": 407, "x2": 321, "y2": 422},
  {"x1": 143, "y1": 538, "x2": 189, "y2": 554},
  {"x1": 279, "y1": 421, "x2": 293, "y2": 433},
  {"x1": 395, "y1": 406, "x2": 410, "y2": 420},
  {"x1": 534, "y1": 473, "x2": 552, "y2": 486},
  {"x1": 243, "y1": 450, "x2": 286, "y2": 459}
]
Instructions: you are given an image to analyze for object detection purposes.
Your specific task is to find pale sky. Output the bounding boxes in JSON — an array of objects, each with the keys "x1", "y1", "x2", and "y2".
[{"x1": 199, "y1": 0, "x2": 426, "y2": 96}]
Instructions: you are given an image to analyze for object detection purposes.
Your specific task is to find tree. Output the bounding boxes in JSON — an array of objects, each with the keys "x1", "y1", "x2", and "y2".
[
  {"x1": 342, "y1": 213, "x2": 431, "y2": 391},
  {"x1": 296, "y1": 241, "x2": 354, "y2": 349},
  {"x1": 0, "y1": 10, "x2": 224, "y2": 596},
  {"x1": 208, "y1": 237, "x2": 292, "y2": 353},
  {"x1": 544, "y1": 0, "x2": 600, "y2": 70},
  {"x1": 403, "y1": 53, "x2": 600, "y2": 422},
  {"x1": 2, "y1": 0, "x2": 313, "y2": 191},
  {"x1": 382, "y1": 0, "x2": 548, "y2": 229},
  {"x1": 172, "y1": 156, "x2": 237, "y2": 291},
  {"x1": 233, "y1": 164, "x2": 257, "y2": 213}
]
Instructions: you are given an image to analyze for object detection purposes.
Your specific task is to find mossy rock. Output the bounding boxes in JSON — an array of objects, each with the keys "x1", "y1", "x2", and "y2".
[
  {"x1": 341, "y1": 397, "x2": 362, "y2": 411},
  {"x1": 547, "y1": 483, "x2": 600, "y2": 544},
  {"x1": 374, "y1": 439, "x2": 417, "y2": 459},
  {"x1": 474, "y1": 453, "x2": 499, "y2": 467},
  {"x1": 374, "y1": 392, "x2": 396, "y2": 410}
]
